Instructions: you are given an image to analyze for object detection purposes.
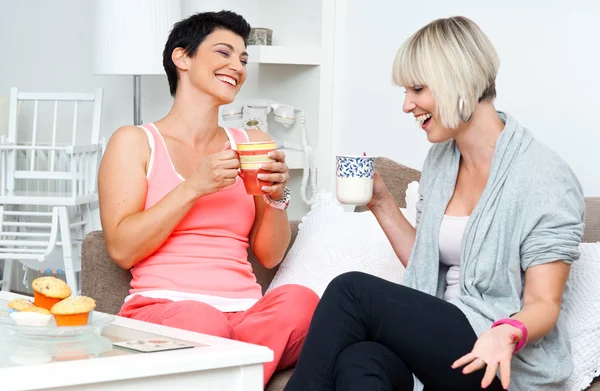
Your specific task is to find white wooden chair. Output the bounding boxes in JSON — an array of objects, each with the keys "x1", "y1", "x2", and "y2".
[{"x1": 0, "y1": 88, "x2": 104, "y2": 294}]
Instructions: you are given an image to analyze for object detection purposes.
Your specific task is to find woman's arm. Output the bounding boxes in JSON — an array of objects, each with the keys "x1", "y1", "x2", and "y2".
[
  {"x1": 513, "y1": 186, "x2": 584, "y2": 341},
  {"x1": 246, "y1": 129, "x2": 291, "y2": 269},
  {"x1": 453, "y1": 260, "x2": 572, "y2": 389},
  {"x1": 454, "y1": 185, "x2": 583, "y2": 389},
  {"x1": 510, "y1": 260, "x2": 571, "y2": 341},
  {"x1": 98, "y1": 126, "x2": 240, "y2": 269},
  {"x1": 368, "y1": 173, "x2": 416, "y2": 268},
  {"x1": 98, "y1": 127, "x2": 199, "y2": 269}
]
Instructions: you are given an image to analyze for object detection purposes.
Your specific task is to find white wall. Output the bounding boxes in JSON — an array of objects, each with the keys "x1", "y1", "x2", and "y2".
[
  {"x1": 0, "y1": 0, "x2": 174, "y2": 141},
  {"x1": 333, "y1": 0, "x2": 600, "y2": 195}
]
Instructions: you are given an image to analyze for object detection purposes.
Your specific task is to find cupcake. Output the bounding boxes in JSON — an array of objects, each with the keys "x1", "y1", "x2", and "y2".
[
  {"x1": 7, "y1": 298, "x2": 35, "y2": 312},
  {"x1": 20, "y1": 306, "x2": 51, "y2": 315},
  {"x1": 51, "y1": 296, "x2": 96, "y2": 327},
  {"x1": 32, "y1": 277, "x2": 71, "y2": 311},
  {"x1": 10, "y1": 307, "x2": 53, "y2": 326}
]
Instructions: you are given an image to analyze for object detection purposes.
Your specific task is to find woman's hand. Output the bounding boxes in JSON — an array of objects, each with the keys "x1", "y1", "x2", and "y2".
[
  {"x1": 367, "y1": 171, "x2": 392, "y2": 211},
  {"x1": 451, "y1": 324, "x2": 521, "y2": 390},
  {"x1": 257, "y1": 150, "x2": 290, "y2": 200},
  {"x1": 185, "y1": 141, "x2": 241, "y2": 198}
]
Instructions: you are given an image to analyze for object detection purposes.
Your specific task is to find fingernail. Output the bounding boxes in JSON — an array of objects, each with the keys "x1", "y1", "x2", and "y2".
[
  {"x1": 260, "y1": 164, "x2": 267, "y2": 168},
  {"x1": 262, "y1": 186, "x2": 269, "y2": 191},
  {"x1": 258, "y1": 174, "x2": 267, "y2": 180},
  {"x1": 268, "y1": 151, "x2": 274, "y2": 157}
]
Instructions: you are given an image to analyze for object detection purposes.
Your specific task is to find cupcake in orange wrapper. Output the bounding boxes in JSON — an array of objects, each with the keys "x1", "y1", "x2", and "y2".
[
  {"x1": 51, "y1": 296, "x2": 96, "y2": 326},
  {"x1": 32, "y1": 277, "x2": 71, "y2": 310}
]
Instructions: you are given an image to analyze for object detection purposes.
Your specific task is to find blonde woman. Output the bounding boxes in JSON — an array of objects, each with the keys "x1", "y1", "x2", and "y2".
[{"x1": 284, "y1": 16, "x2": 584, "y2": 391}]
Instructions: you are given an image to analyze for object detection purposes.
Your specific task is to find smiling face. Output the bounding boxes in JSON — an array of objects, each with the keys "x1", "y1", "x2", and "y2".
[
  {"x1": 392, "y1": 17, "x2": 500, "y2": 135},
  {"x1": 403, "y1": 86, "x2": 457, "y2": 143},
  {"x1": 174, "y1": 28, "x2": 248, "y2": 105}
]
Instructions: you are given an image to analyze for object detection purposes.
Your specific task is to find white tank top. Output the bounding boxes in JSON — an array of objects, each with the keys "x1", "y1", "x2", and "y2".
[{"x1": 439, "y1": 215, "x2": 469, "y2": 301}]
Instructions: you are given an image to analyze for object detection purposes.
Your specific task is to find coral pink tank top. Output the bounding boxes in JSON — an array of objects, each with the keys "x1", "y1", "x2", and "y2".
[{"x1": 126, "y1": 124, "x2": 262, "y2": 312}]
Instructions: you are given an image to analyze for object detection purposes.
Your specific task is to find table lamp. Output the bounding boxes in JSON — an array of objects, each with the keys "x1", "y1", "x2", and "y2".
[{"x1": 93, "y1": 0, "x2": 181, "y2": 125}]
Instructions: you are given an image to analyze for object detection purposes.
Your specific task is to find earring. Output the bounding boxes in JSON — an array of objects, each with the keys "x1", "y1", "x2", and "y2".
[{"x1": 458, "y1": 97, "x2": 472, "y2": 122}]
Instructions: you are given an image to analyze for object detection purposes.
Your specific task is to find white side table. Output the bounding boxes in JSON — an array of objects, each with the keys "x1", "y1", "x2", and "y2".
[{"x1": 0, "y1": 292, "x2": 273, "y2": 391}]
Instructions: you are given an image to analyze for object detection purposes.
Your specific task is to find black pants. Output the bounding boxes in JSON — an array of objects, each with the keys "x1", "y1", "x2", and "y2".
[{"x1": 284, "y1": 272, "x2": 504, "y2": 391}]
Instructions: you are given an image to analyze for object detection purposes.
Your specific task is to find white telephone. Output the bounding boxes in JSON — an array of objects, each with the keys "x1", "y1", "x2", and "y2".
[{"x1": 221, "y1": 99, "x2": 316, "y2": 205}]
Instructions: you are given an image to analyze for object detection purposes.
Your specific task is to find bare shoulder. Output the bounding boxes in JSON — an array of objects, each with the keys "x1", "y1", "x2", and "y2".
[
  {"x1": 99, "y1": 125, "x2": 151, "y2": 177},
  {"x1": 106, "y1": 125, "x2": 149, "y2": 150},
  {"x1": 245, "y1": 129, "x2": 272, "y2": 142},
  {"x1": 104, "y1": 126, "x2": 150, "y2": 161}
]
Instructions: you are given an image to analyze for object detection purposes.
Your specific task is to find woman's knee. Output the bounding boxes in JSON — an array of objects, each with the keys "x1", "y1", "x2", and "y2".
[
  {"x1": 334, "y1": 342, "x2": 413, "y2": 390},
  {"x1": 268, "y1": 284, "x2": 319, "y2": 331},
  {"x1": 326, "y1": 271, "x2": 374, "y2": 296},
  {"x1": 337, "y1": 341, "x2": 396, "y2": 367}
]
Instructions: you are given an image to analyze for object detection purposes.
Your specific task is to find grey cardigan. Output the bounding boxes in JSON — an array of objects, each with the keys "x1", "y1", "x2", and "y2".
[{"x1": 404, "y1": 112, "x2": 585, "y2": 391}]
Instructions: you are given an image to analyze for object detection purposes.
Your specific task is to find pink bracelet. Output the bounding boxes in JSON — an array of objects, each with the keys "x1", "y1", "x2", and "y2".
[{"x1": 491, "y1": 318, "x2": 528, "y2": 353}]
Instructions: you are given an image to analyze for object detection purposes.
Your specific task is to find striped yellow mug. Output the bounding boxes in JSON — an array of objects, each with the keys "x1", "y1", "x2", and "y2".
[{"x1": 236, "y1": 141, "x2": 277, "y2": 195}]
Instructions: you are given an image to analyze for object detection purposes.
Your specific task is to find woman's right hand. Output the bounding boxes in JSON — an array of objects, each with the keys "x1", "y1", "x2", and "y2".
[
  {"x1": 185, "y1": 141, "x2": 241, "y2": 198},
  {"x1": 367, "y1": 170, "x2": 392, "y2": 211}
]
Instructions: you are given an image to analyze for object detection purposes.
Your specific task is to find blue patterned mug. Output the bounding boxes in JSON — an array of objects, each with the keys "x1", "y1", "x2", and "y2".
[{"x1": 336, "y1": 155, "x2": 375, "y2": 205}]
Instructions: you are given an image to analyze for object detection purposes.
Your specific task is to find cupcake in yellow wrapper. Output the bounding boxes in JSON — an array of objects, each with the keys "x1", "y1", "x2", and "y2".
[
  {"x1": 51, "y1": 296, "x2": 96, "y2": 326},
  {"x1": 32, "y1": 277, "x2": 71, "y2": 311}
]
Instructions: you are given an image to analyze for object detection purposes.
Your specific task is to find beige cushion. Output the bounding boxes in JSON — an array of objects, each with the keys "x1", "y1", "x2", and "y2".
[
  {"x1": 265, "y1": 369, "x2": 294, "y2": 391},
  {"x1": 584, "y1": 198, "x2": 600, "y2": 243},
  {"x1": 81, "y1": 231, "x2": 131, "y2": 315}
]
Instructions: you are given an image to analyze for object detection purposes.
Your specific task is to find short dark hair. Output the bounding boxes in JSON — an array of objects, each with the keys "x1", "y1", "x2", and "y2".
[{"x1": 163, "y1": 10, "x2": 251, "y2": 96}]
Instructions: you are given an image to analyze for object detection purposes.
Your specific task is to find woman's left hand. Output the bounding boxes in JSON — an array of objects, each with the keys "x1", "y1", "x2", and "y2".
[
  {"x1": 257, "y1": 150, "x2": 290, "y2": 200},
  {"x1": 451, "y1": 324, "x2": 521, "y2": 390}
]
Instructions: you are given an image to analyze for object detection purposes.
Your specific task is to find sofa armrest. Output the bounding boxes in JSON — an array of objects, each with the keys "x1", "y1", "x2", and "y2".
[{"x1": 81, "y1": 230, "x2": 131, "y2": 315}]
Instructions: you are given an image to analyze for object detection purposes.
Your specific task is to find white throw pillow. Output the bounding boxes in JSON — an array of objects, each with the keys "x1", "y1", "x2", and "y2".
[
  {"x1": 267, "y1": 190, "x2": 407, "y2": 296},
  {"x1": 563, "y1": 242, "x2": 600, "y2": 391}
]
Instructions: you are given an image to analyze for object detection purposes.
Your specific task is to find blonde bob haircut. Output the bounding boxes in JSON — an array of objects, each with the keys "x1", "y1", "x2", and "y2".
[{"x1": 393, "y1": 16, "x2": 500, "y2": 129}]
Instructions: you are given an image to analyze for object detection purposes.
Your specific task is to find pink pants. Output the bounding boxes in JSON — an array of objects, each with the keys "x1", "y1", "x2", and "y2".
[{"x1": 118, "y1": 284, "x2": 319, "y2": 386}]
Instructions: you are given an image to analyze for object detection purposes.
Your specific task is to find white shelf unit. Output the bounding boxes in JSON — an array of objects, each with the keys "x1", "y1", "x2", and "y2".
[
  {"x1": 246, "y1": 46, "x2": 322, "y2": 65},
  {"x1": 278, "y1": 148, "x2": 305, "y2": 170}
]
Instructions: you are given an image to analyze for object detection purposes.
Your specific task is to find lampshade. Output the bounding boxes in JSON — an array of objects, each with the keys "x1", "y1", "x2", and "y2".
[{"x1": 93, "y1": 0, "x2": 181, "y2": 75}]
